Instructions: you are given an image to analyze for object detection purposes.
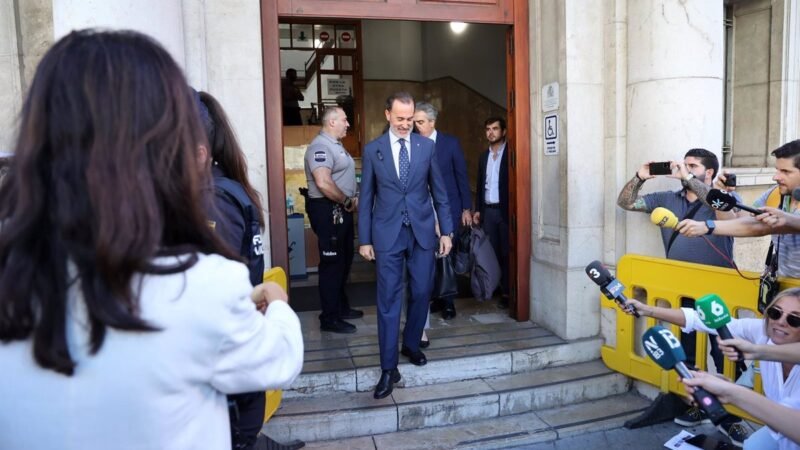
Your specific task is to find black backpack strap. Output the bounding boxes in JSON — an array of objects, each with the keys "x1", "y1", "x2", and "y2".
[{"x1": 665, "y1": 201, "x2": 703, "y2": 257}]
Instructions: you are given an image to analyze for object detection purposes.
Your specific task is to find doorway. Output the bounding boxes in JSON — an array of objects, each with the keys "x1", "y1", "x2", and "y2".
[{"x1": 262, "y1": 0, "x2": 531, "y2": 320}]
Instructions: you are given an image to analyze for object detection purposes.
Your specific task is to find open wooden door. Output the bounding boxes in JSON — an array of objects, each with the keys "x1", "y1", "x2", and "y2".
[{"x1": 262, "y1": 0, "x2": 531, "y2": 321}]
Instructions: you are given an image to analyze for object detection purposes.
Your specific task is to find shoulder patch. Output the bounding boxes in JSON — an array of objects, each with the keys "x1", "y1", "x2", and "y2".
[{"x1": 314, "y1": 151, "x2": 327, "y2": 162}]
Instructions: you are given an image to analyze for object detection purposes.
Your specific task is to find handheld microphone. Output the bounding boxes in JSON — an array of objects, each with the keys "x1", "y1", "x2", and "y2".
[
  {"x1": 695, "y1": 294, "x2": 747, "y2": 372},
  {"x1": 707, "y1": 189, "x2": 762, "y2": 215},
  {"x1": 650, "y1": 207, "x2": 679, "y2": 229},
  {"x1": 642, "y1": 326, "x2": 729, "y2": 425},
  {"x1": 585, "y1": 260, "x2": 639, "y2": 317},
  {"x1": 793, "y1": 187, "x2": 800, "y2": 202}
]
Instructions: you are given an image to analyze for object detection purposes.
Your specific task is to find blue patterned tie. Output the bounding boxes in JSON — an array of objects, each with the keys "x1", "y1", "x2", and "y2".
[{"x1": 399, "y1": 138, "x2": 410, "y2": 225}]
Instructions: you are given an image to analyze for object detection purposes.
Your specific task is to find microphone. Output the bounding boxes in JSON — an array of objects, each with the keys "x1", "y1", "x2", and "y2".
[
  {"x1": 585, "y1": 260, "x2": 639, "y2": 317},
  {"x1": 650, "y1": 207, "x2": 678, "y2": 229},
  {"x1": 642, "y1": 326, "x2": 729, "y2": 425},
  {"x1": 707, "y1": 189, "x2": 762, "y2": 215},
  {"x1": 793, "y1": 187, "x2": 800, "y2": 202},
  {"x1": 695, "y1": 294, "x2": 747, "y2": 373},
  {"x1": 377, "y1": 149, "x2": 384, "y2": 161}
]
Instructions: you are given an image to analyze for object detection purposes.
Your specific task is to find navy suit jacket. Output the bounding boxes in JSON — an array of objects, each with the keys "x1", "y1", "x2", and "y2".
[
  {"x1": 358, "y1": 133, "x2": 453, "y2": 252},
  {"x1": 435, "y1": 132, "x2": 472, "y2": 229},
  {"x1": 476, "y1": 145, "x2": 510, "y2": 221}
]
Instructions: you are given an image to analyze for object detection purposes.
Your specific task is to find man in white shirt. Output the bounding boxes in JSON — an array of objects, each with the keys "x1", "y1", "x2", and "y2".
[{"x1": 473, "y1": 117, "x2": 510, "y2": 308}]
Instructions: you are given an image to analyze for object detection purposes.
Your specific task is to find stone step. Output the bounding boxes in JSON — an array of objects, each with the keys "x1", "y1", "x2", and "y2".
[
  {"x1": 288, "y1": 320, "x2": 603, "y2": 398},
  {"x1": 298, "y1": 392, "x2": 651, "y2": 450},
  {"x1": 262, "y1": 360, "x2": 632, "y2": 443}
]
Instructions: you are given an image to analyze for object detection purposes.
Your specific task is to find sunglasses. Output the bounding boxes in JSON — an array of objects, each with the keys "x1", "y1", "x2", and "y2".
[{"x1": 766, "y1": 306, "x2": 800, "y2": 328}]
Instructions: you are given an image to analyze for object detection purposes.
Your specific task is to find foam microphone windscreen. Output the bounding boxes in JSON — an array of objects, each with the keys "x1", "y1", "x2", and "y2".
[
  {"x1": 650, "y1": 207, "x2": 679, "y2": 229},
  {"x1": 706, "y1": 189, "x2": 736, "y2": 211}
]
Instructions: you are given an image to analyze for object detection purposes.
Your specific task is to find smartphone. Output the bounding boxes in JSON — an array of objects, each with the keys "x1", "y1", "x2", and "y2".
[
  {"x1": 684, "y1": 434, "x2": 734, "y2": 450},
  {"x1": 649, "y1": 161, "x2": 672, "y2": 175},
  {"x1": 724, "y1": 173, "x2": 737, "y2": 187}
]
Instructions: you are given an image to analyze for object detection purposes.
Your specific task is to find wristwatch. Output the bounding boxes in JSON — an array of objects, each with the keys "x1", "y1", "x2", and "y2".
[{"x1": 705, "y1": 220, "x2": 716, "y2": 235}]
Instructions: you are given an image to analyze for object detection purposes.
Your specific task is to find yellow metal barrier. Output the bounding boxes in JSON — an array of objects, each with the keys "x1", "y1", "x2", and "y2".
[
  {"x1": 601, "y1": 254, "x2": 800, "y2": 422},
  {"x1": 262, "y1": 267, "x2": 288, "y2": 423}
]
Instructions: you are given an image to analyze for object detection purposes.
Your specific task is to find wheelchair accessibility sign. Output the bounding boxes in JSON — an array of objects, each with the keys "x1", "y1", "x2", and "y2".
[{"x1": 544, "y1": 113, "x2": 558, "y2": 155}]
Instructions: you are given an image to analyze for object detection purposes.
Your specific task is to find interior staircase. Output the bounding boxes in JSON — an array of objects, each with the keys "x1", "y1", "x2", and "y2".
[{"x1": 262, "y1": 298, "x2": 649, "y2": 449}]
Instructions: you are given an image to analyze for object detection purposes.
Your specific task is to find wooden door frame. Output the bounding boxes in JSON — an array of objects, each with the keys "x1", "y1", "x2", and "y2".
[{"x1": 261, "y1": 0, "x2": 530, "y2": 321}]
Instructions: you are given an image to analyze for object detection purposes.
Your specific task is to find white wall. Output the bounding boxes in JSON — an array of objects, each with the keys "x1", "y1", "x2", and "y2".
[
  {"x1": 0, "y1": 1, "x2": 23, "y2": 152},
  {"x1": 52, "y1": 0, "x2": 186, "y2": 68},
  {"x1": 422, "y1": 22, "x2": 507, "y2": 107},
  {"x1": 362, "y1": 20, "x2": 423, "y2": 81}
]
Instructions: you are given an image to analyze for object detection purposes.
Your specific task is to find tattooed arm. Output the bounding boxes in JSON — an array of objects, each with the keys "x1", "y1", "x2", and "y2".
[
  {"x1": 682, "y1": 174, "x2": 740, "y2": 220},
  {"x1": 617, "y1": 174, "x2": 649, "y2": 211}
]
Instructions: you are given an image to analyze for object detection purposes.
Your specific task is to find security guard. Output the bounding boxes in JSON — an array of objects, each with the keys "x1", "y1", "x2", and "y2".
[{"x1": 304, "y1": 106, "x2": 363, "y2": 333}]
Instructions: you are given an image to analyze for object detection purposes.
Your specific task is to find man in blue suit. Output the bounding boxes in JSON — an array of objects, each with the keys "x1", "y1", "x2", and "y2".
[
  {"x1": 358, "y1": 92, "x2": 454, "y2": 399},
  {"x1": 474, "y1": 117, "x2": 510, "y2": 308},
  {"x1": 413, "y1": 102, "x2": 472, "y2": 320}
]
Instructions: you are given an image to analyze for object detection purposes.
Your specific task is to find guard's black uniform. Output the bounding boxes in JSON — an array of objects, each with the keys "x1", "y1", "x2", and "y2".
[
  {"x1": 209, "y1": 165, "x2": 266, "y2": 450},
  {"x1": 304, "y1": 132, "x2": 357, "y2": 328}
]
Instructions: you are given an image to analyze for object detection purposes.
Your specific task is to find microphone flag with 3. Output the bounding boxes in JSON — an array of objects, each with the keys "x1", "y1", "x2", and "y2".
[
  {"x1": 584, "y1": 260, "x2": 639, "y2": 317},
  {"x1": 695, "y1": 294, "x2": 747, "y2": 372},
  {"x1": 641, "y1": 326, "x2": 729, "y2": 425},
  {"x1": 650, "y1": 207, "x2": 679, "y2": 229},
  {"x1": 707, "y1": 189, "x2": 762, "y2": 215}
]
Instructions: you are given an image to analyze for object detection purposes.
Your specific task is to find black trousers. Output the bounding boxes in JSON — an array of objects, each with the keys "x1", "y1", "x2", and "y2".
[
  {"x1": 482, "y1": 207, "x2": 509, "y2": 296},
  {"x1": 229, "y1": 392, "x2": 266, "y2": 450},
  {"x1": 307, "y1": 198, "x2": 354, "y2": 324}
]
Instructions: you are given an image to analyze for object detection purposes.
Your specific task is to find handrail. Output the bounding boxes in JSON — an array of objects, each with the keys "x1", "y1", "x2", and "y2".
[{"x1": 600, "y1": 254, "x2": 800, "y2": 423}]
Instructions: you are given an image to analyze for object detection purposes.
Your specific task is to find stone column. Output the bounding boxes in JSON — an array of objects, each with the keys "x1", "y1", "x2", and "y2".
[
  {"x1": 624, "y1": 0, "x2": 724, "y2": 256},
  {"x1": 0, "y1": 1, "x2": 23, "y2": 152},
  {"x1": 530, "y1": 0, "x2": 605, "y2": 339}
]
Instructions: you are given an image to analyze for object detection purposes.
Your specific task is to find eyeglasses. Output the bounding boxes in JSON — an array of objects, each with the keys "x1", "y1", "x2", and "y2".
[{"x1": 766, "y1": 306, "x2": 800, "y2": 328}]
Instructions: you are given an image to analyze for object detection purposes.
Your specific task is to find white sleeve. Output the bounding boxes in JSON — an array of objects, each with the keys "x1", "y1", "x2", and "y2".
[
  {"x1": 680, "y1": 308, "x2": 718, "y2": 335},
  {"x1": 210, "y1": 295, "x2": 304, "y2": 394}
]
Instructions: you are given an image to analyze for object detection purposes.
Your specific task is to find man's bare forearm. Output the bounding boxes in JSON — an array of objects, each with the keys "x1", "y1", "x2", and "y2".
[{"x1": 617, "y1": 175, "x2": 648, "y2": 211}]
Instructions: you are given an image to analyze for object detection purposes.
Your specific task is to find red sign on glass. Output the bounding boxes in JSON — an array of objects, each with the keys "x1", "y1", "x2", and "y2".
[
  {"x1": 319, "y1": 31, "x2": 330, "y2": 41},
  {"x1": 341, "y1": 32, "x2": 352, "y2": 42}
]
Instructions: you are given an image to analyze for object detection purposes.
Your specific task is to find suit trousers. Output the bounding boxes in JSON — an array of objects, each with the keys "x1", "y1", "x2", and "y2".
[
  {"x1": 307, "y1": 198, "x2": 354, "y2": 325},
  {"x1": 375, "y1": 225, "x2": 435, "y2": 370},
  {"x1": 482, "y1": 207, "x2": 509, "y2": 296}
]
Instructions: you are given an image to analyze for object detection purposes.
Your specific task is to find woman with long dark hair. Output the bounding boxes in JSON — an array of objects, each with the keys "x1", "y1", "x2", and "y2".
[{"x1": 0, "y1": 30, "x2": 303, "y2": 450}]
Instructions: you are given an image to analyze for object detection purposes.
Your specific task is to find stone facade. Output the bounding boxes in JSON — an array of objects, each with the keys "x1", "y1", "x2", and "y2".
[{"x1": 1, "y1": 0, "x2": 798, "y2": 341}]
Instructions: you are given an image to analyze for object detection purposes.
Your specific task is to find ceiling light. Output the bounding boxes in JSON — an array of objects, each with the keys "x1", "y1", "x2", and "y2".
[{"x1": 450, "y1": 22, "x2": 467, "y2": 34}]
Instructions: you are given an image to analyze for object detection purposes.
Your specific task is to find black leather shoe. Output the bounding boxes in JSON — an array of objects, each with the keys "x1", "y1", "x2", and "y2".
[
  {"x1": 320, "y1": 319, "x2": 357, "y2": 334},
  {"x1": 419, "y1": 338, "x2": 430, "y2": 348},
  {"x1": 429, "y1": 298, "x2": 444, "y2": 313},
  {"x1": 340, "y1": 308, "x2": 364, "y2": 320},
  {"x1": 373, "y1": 369, "x2": 401, "y2": 399},
  {"x1": 498, "y1": 297, "x2": 509, "y2": 309},
  {"x1": 400, "y1": 346, "x2": 427, "y2": 366},
  {"x1": 442, "y1": 303, "x2": 456, "y2": 320}
]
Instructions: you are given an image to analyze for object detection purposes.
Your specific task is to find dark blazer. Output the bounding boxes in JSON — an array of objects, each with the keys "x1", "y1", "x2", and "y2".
[
  {"x1": 476, "y1": 144, "x2": 510, "y2": 221},
  {"x1": 358, "y1": 132, "x2": 453, "y2": 252},
  {"x1": 435, "y1": 132, "x2": 472, "y2": 230}
]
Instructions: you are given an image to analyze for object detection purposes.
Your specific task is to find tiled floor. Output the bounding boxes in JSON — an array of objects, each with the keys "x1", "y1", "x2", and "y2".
[{"x1": 297, "y1": 296, "x2": 533, "y2": 373}]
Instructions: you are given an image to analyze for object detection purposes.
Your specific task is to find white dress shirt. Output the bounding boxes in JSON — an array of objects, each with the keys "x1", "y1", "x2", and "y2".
[
  {"x1": 429, "y1": 129, "x2": 438, "y2": 143},
  {"x1": 0, "y1": 253, "x2": 304, "y2": 450},
  {"x1": 389, "y1": 129, "x2": 410, "y2": 178},
  {"x1": 485, "y1": 142, "x2": 506, "y2": 204}
]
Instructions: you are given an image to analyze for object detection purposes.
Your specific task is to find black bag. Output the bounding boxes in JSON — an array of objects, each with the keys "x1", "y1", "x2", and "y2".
[
  {"x1": 758, "y1": 238, "x2": 780, "y2": 313},
  {"x1": 433, "y1": 253, "x2": 458, "y2": 299},
  {"x1": 454, "y1": 226, "x2": 472, "y2": 275}
]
